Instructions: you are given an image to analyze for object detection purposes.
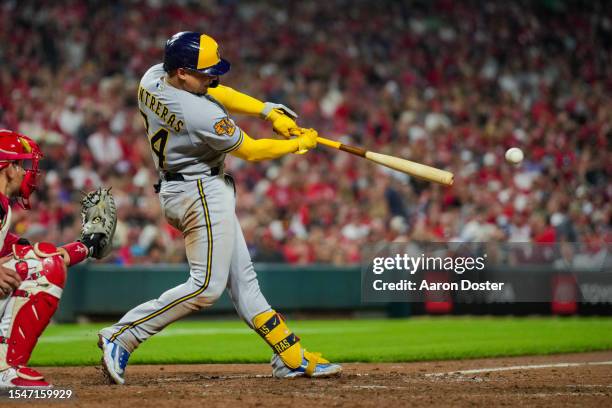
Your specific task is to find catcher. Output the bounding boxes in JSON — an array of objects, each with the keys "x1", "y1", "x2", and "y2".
[{"x1": 0, "y1": 129, "x2": 117, "y2": 388}]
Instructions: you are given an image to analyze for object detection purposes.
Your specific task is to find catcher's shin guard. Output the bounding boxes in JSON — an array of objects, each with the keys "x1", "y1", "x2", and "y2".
[
  {"x1": 253, "y1": 311, "x2": 303, "y2": 370},
  {"x1": 0, "y1": 243, "x2": 67, "y2": 370}
]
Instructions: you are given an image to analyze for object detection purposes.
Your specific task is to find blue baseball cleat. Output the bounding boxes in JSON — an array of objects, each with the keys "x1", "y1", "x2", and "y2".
[
  {"x1": 97, "y1": 334, "x2": 131, "y2": 385},
  {"x1": 271, "y1": 350, "x2": 342, "y2": 378}
]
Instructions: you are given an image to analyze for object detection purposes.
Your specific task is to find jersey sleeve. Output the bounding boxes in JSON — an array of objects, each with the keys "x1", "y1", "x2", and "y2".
[{"x1": 183, "y1": 98, "x2": 245, "y2": 153}]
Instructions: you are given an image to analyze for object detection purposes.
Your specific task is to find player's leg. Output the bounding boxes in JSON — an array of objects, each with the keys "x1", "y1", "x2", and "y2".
[
  {"x1": 98, "y1": 177, "x2": 235, "y2": 384},
  {"x1": 0, "y1": 244, "x2": 67, "y2": 388},
  {"x1": 226, "y1": 213, "x2": 342, "y2": 378}
]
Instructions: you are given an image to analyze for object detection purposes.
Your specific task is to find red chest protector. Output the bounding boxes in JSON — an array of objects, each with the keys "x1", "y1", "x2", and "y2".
[{"x1": 0, "y1": 242, "x2": 67, "y2": 370}]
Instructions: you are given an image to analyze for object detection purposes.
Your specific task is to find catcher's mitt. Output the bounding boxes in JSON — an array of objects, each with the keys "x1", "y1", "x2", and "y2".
[{"x1": 79, "y1": 188, "x2": 117, "y2": 259}]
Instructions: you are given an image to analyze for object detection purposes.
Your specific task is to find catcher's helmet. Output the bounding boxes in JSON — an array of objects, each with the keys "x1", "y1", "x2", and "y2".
[
  {"x1": 163, "y1": 32, "x2": 230, "y2": 76},
  {"x1": 0, "y1": 129, "x2": 42, "y2": 209}
]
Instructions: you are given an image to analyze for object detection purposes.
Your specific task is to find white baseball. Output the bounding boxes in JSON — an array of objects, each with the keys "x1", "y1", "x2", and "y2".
[{"x1": 505, "y1": 147, "x2": 524, "y2": 164}]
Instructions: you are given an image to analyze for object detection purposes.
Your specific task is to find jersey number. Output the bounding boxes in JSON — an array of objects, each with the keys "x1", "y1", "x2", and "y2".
[{"x1": 140, "y1": 110, "x2": 169, "y2": 168}]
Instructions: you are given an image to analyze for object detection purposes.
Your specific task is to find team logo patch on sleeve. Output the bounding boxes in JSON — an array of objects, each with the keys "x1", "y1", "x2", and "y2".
[{"x1": 214, "y1": 117, "x2": 236, "y2": 136}]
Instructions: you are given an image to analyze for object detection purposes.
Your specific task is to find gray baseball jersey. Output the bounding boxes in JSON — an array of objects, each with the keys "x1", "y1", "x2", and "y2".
[
  {"x1": 100, "y1": 63, "x2": 271, "y2": 352},
  {"x1": 137, "y1": 63, "x2": 244, "y2": 178}
]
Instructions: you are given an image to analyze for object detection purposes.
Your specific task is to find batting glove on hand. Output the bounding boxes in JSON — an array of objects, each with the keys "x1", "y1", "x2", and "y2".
[
  {"x1": 79, "y1": 188, "x2": 117, "y2": 259},
  {"x1": 295, "y1": 128, "x2": 318, "y2": 154},
  {"x1": 262, "y1": 102, "x2": 299, "y2": 139}
]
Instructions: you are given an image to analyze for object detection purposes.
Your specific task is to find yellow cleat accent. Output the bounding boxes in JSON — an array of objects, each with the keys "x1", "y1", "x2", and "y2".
[{"x1": 304, "y1": 351, "x2": 328, "y2": 376}]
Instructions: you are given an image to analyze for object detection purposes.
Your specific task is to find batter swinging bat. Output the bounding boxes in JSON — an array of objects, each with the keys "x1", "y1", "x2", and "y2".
[{"x1": 316, "y1": 137, "x2": 454, "y2": 186}]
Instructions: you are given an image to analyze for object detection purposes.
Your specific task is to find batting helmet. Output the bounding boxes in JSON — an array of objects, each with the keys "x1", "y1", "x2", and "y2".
[
  {"x1": 0, "y1": 129, "x2": 42, "y2": 209},
  {"x1": 163, "y1": 32, "x2": 231, "y2": 76}
]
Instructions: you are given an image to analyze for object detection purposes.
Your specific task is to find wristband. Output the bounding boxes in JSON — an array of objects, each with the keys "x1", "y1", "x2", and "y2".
[{"x1": 61, "y1": 242, "x2": 90, "y2": 266}]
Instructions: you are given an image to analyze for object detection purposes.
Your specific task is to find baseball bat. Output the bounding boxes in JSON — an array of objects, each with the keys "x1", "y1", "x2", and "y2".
[{"x1": 316, "y1": 136, "x2": 454, "y2": 186}]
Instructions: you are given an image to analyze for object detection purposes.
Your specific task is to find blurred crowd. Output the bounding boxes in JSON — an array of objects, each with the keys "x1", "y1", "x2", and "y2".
[{"x1": 0, "y1": 0, "x2": 610, "y2": 265}]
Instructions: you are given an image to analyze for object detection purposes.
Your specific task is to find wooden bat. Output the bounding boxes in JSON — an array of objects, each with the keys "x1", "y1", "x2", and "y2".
[{"x1": 316, "y1": 136, "x2": 454, "y2": 186}]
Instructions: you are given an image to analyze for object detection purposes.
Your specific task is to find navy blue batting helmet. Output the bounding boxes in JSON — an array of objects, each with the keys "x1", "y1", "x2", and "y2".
[{"x1": 163, "y1": 32, "x2": 231, "y2": 76}]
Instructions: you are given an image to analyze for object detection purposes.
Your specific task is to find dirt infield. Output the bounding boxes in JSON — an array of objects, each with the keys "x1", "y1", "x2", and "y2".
[{"x1": 2, "y1": 351, "x2": 611, "y2": 407}]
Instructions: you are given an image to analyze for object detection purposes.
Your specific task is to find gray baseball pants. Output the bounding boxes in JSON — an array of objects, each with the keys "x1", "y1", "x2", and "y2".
[{"x1": 100, "y1": 174, "x2": 271, "y2": 352}]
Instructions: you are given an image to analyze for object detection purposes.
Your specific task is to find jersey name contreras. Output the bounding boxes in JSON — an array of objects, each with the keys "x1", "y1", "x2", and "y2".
[{"x1": 137, "y1": 64, "x2": 243, "y2": 179}]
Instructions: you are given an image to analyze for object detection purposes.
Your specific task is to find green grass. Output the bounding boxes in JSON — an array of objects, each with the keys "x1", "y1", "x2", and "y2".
[{"x1": 30, "y1": 317, "x2": 612, "y2": 366}]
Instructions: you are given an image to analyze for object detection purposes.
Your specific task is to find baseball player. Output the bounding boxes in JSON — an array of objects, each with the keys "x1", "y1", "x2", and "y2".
[
  {"x1": 98, "y1": 32, "x2": 342, "y2": 384},
  {"x1": 0, "y1": 130, "x2": 116, "y2": 388}
]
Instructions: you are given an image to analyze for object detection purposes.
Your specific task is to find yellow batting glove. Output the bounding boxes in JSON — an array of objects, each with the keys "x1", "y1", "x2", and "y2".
[
  {"x1": 262, "y1": 102, "x2": 299, "y2": 139},
  {"x1": 291, "y1": 128, "x2": 308, "y2": 154},
  {"x1": 295, "y1": 128, "x2": 318, "y2": 154},
  {"x1": 268, "y1": 109, "x2": 298, "y2": 139}
]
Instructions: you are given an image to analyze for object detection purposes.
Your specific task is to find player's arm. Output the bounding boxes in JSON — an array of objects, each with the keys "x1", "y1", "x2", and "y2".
[
  {"x1": 208, "y1": 85, "x2": 265, "y2": 116},
  {"x1": 208, "y1": 85, "x2": 298, "y2": 138},
  {"x1": 230, "y1": 128, "x2": 318, "y2": 162},
  {"x1": 1, "y1": 230, "x2": 105, "y2": 269}
]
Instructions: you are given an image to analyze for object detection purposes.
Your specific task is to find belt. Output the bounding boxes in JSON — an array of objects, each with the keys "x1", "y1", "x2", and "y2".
[{"x1": 162, "y1": 166, "x2": 221, "y2": 181}]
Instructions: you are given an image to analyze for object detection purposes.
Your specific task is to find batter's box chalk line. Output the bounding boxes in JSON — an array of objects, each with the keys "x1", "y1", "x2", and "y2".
[
  {"x1": 156, "y1": 374, "x2": 272, "y2": 382},
  {"x1": 425, "y1": 360, "x2": 612, "y2": 377}
]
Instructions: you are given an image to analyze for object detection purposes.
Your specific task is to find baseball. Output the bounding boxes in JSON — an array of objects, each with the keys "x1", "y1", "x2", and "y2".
[{"x1": 505, "y1": 147, "x2": 524, "y2": 164}]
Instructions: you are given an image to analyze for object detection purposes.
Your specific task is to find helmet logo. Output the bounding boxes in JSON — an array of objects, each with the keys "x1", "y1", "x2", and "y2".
[{"x1": 197, "y1": 34, "x2": 221, "y2": 70}]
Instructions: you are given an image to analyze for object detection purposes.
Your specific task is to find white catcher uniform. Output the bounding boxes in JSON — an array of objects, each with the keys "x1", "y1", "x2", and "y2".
[{"x1": 99, "y1": 64, "x2": 272, "y2": 350}]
